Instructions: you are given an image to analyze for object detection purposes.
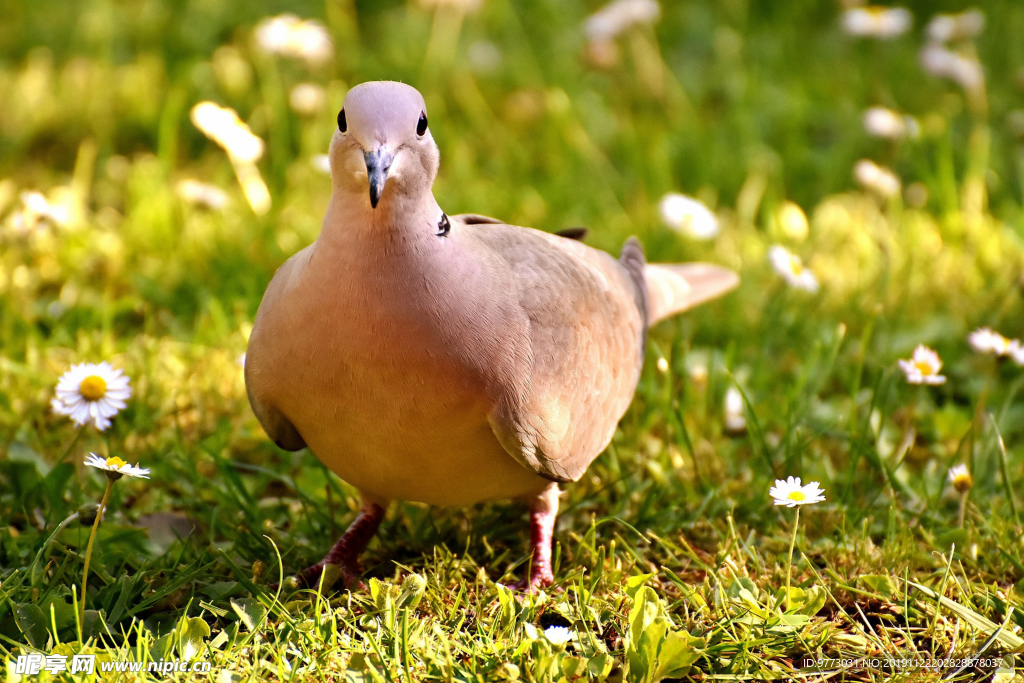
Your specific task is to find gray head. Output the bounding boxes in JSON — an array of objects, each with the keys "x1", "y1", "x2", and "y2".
[{"x1": 329, "y1": 81, "x2": 440, "y2": 210}]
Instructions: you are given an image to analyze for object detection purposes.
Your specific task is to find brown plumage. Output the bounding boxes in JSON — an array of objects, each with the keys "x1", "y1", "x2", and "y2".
[{"x1": 244, "y1": 81, "x2": 738, "y2": 590}]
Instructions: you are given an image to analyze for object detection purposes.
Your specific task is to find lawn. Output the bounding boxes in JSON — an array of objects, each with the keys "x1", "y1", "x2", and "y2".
[{"x1": 3, "y1": 0, "x2": 1024, "y2": 680}]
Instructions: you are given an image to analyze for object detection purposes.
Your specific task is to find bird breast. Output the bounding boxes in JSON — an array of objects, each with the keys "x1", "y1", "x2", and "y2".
[{"x1": 250, "y1": 235, "x2": 546, "y2": 506}]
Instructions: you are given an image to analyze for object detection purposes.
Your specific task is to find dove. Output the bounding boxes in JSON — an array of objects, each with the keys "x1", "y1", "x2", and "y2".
[{"x1": 244, "y1": 81, "x2": 738, "y2": 591}]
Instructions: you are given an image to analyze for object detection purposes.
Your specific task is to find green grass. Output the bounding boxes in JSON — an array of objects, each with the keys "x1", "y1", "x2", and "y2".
[{"x1": 3, "y1": 0, "x2": 1024, "y2": 680}]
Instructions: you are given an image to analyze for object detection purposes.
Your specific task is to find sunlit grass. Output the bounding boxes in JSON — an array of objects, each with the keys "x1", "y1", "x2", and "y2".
[{"x1": 3, "y1": 0, "x2": 1024, "y2": 680}]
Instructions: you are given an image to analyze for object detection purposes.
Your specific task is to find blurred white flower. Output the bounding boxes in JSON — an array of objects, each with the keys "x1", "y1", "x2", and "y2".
[
  {"x1": 769, "y1": 245, "x2": 819, "y2": 292},
  {"x1": 232, "y1": 162, "x2": 272, "y2": 216},
  {"x1": 176, "y1": 179, "x2": 229, "y2": 210},
  {"x1": 724, "y1": 387, "x2": 746, "y2": 433},
  {"x1": 543, "y1": 625, "x2": 576, "y2": 645},
  {"x1": 191, "y1": 102, "x2": 264, "y2": 164},
  {"x1": 255, "y1": 14, "x2": 333, "y2": 66},
  {"x1": 584, "y1": 0, "x2": 660, "y2": 42},
  {"x1": 312, "y1": 154, "x2": 332, "y2": 174},
  {"x1": 863, "y1": 107, "x2": 918, "y2": 139},
  {"x1": 8, "y1": 191, "x2": 71, "y2": 232},
  {"x1": 688, "y1": 363, "x2": 708, "y2": 386},
  {"x1": 775, "y1": 201, "x2": 809, "y2": 241},
  {"x1": 842, "y1": 6, "x2": 912, "y2": 39},
  {"x1": 854, "y1": 159, "x2": 901, "y2": 198},
  {"x1": 85, "y1": 453, "x2": 150, "y2": 480},
  {"x1": 658, "y1": 193, "x2": 719, "y2": 239},
  {"x1": 51, "y1": 362, "x2": 132, "y2": 431},
  {"x1": 968, "y1": 327, "x2": 1013, "y2": 356},
  {"x1": 926, "y1": 9, "x2": 984, "y2": 43},
  {"x1": 23, "y1": 191, "x2": 70, "y2": 225},
  {"x1": 656, "y1": 357, "x2": 669, "y2": 373},
  {"x1": 898, "y1": 345, "x2": 946, "y2": 385},
  {"x1": 190, "y1": 102, "x2": 271, "y2": 215},
  {"x1": 1009, "y1": 341, "x2": 1024, "y2": 366},
  {"x1": 289, "y1": 83, "x2": 327, "y2": 116},
  {"x1": 920, "y1": 43, "x2": 984, "y2": 92},
  {"x1": 770, "y1": 477, "x2": 826, "y2": 507},
  {"x1": 947, "y1": 464, "x2": 972, "y2": 492}
]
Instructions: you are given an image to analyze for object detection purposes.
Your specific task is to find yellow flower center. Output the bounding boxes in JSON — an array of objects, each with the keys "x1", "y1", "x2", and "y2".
[
  {"x1": 914, "y1": 360, "x2": 935, "y2": 376},
  {"x1": 105, "y1": 456, "x2": 128, "y2": 469},
  {"x1": 951, "y1": 473, "x2": 972, "y2": 492},
  {"x1": 788, "y1": 255, "x2": 804, "y2": 275},
  {"x1": 79, "y1": 375, "x2": 107, "y2": 401},
  {"x1": 787, "y1": 491, "x2": 806, "y2": 502}
]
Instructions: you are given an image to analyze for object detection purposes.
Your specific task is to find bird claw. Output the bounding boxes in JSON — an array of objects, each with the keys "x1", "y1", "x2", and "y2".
[
  {"x1": 503, "y1": 570, "x2": 555, "y2": 594},
  {"x1": 279, "y1": 560, "x2": 365, "y2": 592}
]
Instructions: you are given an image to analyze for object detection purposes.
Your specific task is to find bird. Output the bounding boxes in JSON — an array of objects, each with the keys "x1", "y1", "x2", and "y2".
[{"x1": 244, "y1": 81, "x2": 738, "y2": 591}]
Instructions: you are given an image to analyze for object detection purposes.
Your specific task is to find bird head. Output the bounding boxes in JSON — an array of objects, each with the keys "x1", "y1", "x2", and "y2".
[{"x1": 329, "y1": 81, "x2": 440, "y2": 210}]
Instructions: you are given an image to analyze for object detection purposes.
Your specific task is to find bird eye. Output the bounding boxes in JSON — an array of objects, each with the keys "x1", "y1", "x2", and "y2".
[
  {"x1": 337, "y1": 109, "x2": 347, "y2": 133},
  {"x1": 416, "y1": 111, "x2": 428, "y2": 136}
]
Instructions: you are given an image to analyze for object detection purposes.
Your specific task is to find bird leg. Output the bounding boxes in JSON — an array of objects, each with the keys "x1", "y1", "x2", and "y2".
[
  {"x1": 509, "y1": 483, "x2": 560, "y2": 592},
  {"x1": 299, "y1": 497, "x2": 386, "y2": 590}
]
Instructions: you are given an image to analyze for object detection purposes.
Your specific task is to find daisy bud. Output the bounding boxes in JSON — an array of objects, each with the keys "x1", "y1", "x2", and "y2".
[{"x1": 948, "y1": 464, "x2": 973, "y2": 493}]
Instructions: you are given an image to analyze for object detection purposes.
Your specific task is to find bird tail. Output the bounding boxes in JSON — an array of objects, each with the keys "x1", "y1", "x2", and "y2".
[{"x1": 644, "y1": 262, "x2": 739, "y2": 325}]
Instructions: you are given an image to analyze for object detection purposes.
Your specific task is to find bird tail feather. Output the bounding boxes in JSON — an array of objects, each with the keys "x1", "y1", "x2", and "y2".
[{"x1": 644, "y1": 263, "x2": 739, "y2": 325}]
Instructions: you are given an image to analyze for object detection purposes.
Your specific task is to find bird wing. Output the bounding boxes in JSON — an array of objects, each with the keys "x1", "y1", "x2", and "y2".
[
  {"x1": 244, "y1": 250, "x2": 310, "y2": 452},
  {"x1": 465, "y1": 222, "x2": 647, "y2": 483},
  {"x1": 452, "y1": 213, "x2": 589, "y2": 241},
  {"x1": 451, "y1": 213, "x2": 504, "y2": 225}
]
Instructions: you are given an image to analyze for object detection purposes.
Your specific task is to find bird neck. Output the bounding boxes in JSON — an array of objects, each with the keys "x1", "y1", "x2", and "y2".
[{"x1": 315, "y1": 187, "x2": 444, "y2": 267}]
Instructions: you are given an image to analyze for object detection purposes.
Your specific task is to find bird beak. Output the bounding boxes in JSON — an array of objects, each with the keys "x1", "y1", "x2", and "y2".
[{"x1": 364, "y1": 147, "x2": 393, "y2": 209}]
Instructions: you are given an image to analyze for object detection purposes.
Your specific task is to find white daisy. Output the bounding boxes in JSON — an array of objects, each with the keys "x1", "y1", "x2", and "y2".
[
  {"x1": 768, "y1": 245, "x2": 819, "y2": 292},
  {"x1": 770, "y1": 477, "x2": 826, "y2": 507},
  {"x1": 898, "y1": 345, "x2": 946, "y2": 385},
  {"x1": 775, "y1": 201, "x2": 809, "y2": 241},
  {"x1": 863, "y1": 107, "x2": 918, "y2": 140},
  {"x1": 312, "y1": 154, "x2": 332, "y2": 174},
  {"x1": 724, "y1": 386, "x2": 746, "y2": 433},
  {"x1": 254, "y1": 14, "x2": 333, "y2": 66},
  {"x1": 968, "y1": 327, "x2": 1014, "y2": 356},
  {"x1": 925, "y1": 10, "x2": 984, "y2": 44},
  {"x1": 20, "y1": 191, "x2": 71, "y2": 228},
  {"x1": 947, "y1": 464, "x2": 972, "y2": 493},
  {"x1": 176, "y1": 179, "x2": 229, "y2": 210},
  {"x1": 920, "y1": 44, "x2": 984, "y2": 92},
  {"x1": 543, "y1": 625, "x2": 576, "y2": 645},
  {"x1": 841, "y1": 6, "x2": 912, "y2": 39},
  {"x1": 854, "y1": 159, "x2": 901, "y2": 198},
  {"x1": 583, "y1": 0, "x2": 660, "y2": 42},
  {"x1": 288, "y1": 83, "x2": 327, "y2": 116},
  {"x1": 84, "y1": 453, "x2": 150, "y2": 480},
  {"x1": 1008, "y1": 340, "x2": 1024, "y2": 366},
  {"x1": 51, "y1": 362, "x2": 132, "y2": 431},
  {"x1": 190, "y1": 102, "x2": 265, "y2": 165},
  {"x1": 658, "y1": 193, "x2": 719, "y2": 239}
]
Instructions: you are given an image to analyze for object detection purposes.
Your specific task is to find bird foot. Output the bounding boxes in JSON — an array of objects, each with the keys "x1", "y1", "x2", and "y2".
[
  {"x1": 274, "y1": 500, "x2": 385, "y2": 593},
  {"x1": 503, "y1": 485, "x2": 560, "y2": 594},
  {"x1": 296, "y1": 558, "x2": 365, "y2": 591},
  {"x1": 504, "y1": 569, "x2": 555, "y2": 594}
]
